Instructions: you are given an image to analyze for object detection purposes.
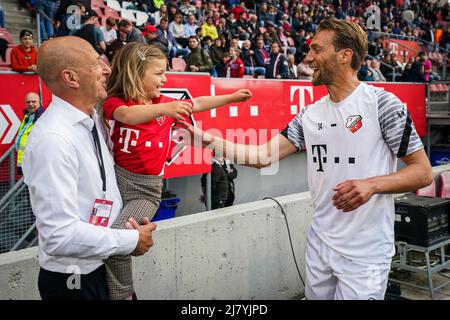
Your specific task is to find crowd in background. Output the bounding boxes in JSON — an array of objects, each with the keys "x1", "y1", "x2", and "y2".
[{"x1": 4, "y1": 0, "x2": 450, "y2": 81}]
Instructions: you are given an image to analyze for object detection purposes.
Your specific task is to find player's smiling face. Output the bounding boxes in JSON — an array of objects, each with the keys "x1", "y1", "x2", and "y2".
[
  {"x1": 142, "y1": 58, "x2": 168, "y2": 100},
  {"x1": 305, "y1": 30, "x2": 339, "y2": 86}
]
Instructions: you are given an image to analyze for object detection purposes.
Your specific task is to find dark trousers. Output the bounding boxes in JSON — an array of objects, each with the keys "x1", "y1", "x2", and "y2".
[{"x1": 38, "y1": 265, "x2": 110, "y2": 300}]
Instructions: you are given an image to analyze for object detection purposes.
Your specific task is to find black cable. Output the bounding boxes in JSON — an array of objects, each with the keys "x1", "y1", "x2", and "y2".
[{"x1": 263, "y1": 197, "x2": 306, "y2": 290}]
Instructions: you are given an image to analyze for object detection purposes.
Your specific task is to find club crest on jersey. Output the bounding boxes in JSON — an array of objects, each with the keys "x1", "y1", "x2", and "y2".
[
  {"x1": 156, "y1": 115, "x2": 166, "y2": 126},
  {"x1": 345, "y1": 115, "x2": 362, "y2": 133}
]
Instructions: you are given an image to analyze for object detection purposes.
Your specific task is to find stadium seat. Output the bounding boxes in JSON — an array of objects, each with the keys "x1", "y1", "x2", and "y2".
[
  {"x1": 171, "y1": 58, "x2": 186, "y2": 72},
  {"x1": 0, "y1": 47, "x2": 12, "y2": 67},
  {"x1": 0, "y1": 30, "x2": 13, "y2": 44},
  {"x1": 440, "y1": 171, "x2": 450, "y2": 198},
  {"x1": 135, "y1": 11, "x2": 149, "y2": 26},
  {"x1": 92, "y1": 6, "x2": 105, "y2": 17},
  {"x1": 429, "y1": 83, "x2": 439, "y2": 92},
  {"x1": 416, "y1": 179, "x2": 436, "y2": 197},
  {"x1": 107, "y1": 0, "x2": 122, "y2": 12},
  {"x1": 121, "y1": 9, "x2": 137, "y2": 23},
  {"x1": 92, "y1": 0, "x2": 106, "y2": 8},
  {"x1": 104, "y1": 7, "x2": 121, "y2": 20}
]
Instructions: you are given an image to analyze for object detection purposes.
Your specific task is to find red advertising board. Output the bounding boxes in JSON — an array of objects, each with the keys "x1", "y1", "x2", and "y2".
[
  {"x1": 0, "y1": 72, "x2": 427, "y2": 179},
  {"x1": 211, "y1": 78, "x2": 427, "y2": 141},
  {"x1": 383, "y1": 39, "x2": 422, "y2": 63}
]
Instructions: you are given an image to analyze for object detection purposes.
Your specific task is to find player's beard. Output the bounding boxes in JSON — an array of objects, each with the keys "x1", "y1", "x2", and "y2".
[{"x1": 311, "y1": 54, "x2": 339, "y2": 86}]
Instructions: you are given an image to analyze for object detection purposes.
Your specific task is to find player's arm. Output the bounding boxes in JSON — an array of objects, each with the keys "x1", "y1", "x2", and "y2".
[
  {"x1": 189, "y1": 124, "x2": 297, "y2": 168},
  {"x1": 332, "y1": 149, "x2": 432, "y2": 213},
  {"x1": 192, "y1": 89, "x2": 252, "y2": 113},
  {"x1": 112, "y1": 101, "x2": 194, "y2": 124}
]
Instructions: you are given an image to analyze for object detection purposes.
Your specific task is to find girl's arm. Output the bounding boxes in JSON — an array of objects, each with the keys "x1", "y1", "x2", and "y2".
[
  {"x1": 113, "y1": 100, "x2": 193, "y2": 124},
  {"x1": 192, "y1": 89, "x2": 252, "y2": 113}
]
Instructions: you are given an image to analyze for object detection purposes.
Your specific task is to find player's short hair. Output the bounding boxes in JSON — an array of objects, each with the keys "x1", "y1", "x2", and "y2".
[
  {"x1": 316, "y1": 18, "x2": 368, "y2": 71},
  {"x1": 107, "y1": 43, "x2": 167, "y2": 103}
]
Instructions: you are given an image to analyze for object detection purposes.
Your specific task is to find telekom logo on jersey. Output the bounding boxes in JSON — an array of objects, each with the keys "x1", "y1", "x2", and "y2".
[{"x1": 119, "y1": 127, "x2": 139, "y2": 154}]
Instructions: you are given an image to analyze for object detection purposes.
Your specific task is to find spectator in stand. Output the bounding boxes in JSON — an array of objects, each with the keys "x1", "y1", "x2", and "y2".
[
  {"x1": 225, "y1": 47, "x2": 244, "y2": 78},
  {"x1": 258, "y1": 3, "x2": 270, "y2": 25},
  {"x1": 276, "y1": 0, "x2": 291, "y2": 23},
  {"x1": 235, "y1": 12, "x2": 250, "y2": 40},
  {"x1": 404, "y1": 53, "x2": 426, "y2": 82},
  {"x1": 101, "y1": 18, "x2": 118, "y2": 46},
  {"x1": 186, "y1": 35, "x2": 213, "y2": 73},
  {"x1": 210, "y1": 38, "x2": 226, "y2": 77},
  {"x1": 168, "y1": 4, "x2": 178, "y2": 22},
  {"x1": 169, "y1": 13, "x2": 188, "y2": 47},
  {"x1": 225, "y1": 12, "x2": 238, "y2": 36},
  {"x1": 54, "y1": 0, "x2": 91, "y2": 25},
  {"x1": 0, "y1": 4, "x2": 5, "y2": 28},
  {"x1": 55, "y1": 3, "x2": 86, "y2": 37},
  {"x1": 254, "y1": 37, "x2": 269, "y2": 71},
  {"x1": 215, "y1": 52, "x2": 230, "y2": 78},
  {"x1": 265, "y1": 41, "x2": 288, "y2": 79},
  {"x1": 184, "y1": 14, "x2": 198, "y2": 37},
  {"x1": 202, "y1": 35, "x2": 213, "y2": 52},
  {"x1": 241, "y1": 40, "x2": 265, "y2": 77},
  {"x1": 36, "y1": 0, "x2": 55, "y2": 41},
  {"x1": 368, "y1": 59, "x2": 387, "y2": 82},
  {"x1": 118, "y1": 19, "x2": 145, "y2": 44},
  {"x1": 142, "y1": 24, "x2": 169, "y2": 58},
  {"x1": 159, "y1": 17, "x2": 190, "y2": 60},
  {"x1": 70, "y1": 10, "x2": 106, "y2": 54},
  {"x1": 248, "y1": 14, "x2": 261, "y2": 36},
  {"x1": 11, "y1": 30, "x2": 37, "y2": 73},
  {"x1": 106, "y1": 30, "x2": 127, "y2": 62},
  {"x1": 217, "y1": 17, "x2": 232, "y2": 39},
  {"x1": 286, "y1": 53, "x2": 297, "y2": 79},
  {"x1": 153, "y1": 3, "x2": 168, "y2": 26},
  {"x1": 231, "y1": 1, "x2": 248, "y2": 20},
  {"x1": 15, "y1": 92, "x2": 44, "y2": 176},
  {"x1": 297, "y1": 52, "x2": 314, "y2": 80},
  {"x1": 179, "y1": 0, "x2": 197, "y2": 20},
  {"x1": 201, "y1": 16, "x2": 218, "y2": 40}
]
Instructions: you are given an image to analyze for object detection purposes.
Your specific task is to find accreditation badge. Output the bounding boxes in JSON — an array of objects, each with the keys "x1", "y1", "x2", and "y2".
[{"x1": 89, "y1": 199, "x2": 113, "y2": 227}]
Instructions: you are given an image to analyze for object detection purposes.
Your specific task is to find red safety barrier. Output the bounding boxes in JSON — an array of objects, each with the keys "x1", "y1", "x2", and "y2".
[{"x1": 0, "y1": 73, "x2": 427, "y2": 179}]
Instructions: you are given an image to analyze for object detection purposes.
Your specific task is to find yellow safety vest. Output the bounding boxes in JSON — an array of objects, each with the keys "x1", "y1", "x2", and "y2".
[{"x1": 15, "y1": 114, "x2": 35, "y2": 167}]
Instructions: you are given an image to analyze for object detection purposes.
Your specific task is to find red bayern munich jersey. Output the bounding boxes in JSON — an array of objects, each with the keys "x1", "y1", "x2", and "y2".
[{"x1": 103, "y1": 95, "x2": 188, "y2": 175}]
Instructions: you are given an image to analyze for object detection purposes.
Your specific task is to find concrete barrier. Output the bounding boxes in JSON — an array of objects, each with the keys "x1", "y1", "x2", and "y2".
[
  {"x1": 1, "y1": 164, "x2": 449, "y2": 300},
  {"x1": 0, "y1": 192, "x2": 313, "y2": 300}
]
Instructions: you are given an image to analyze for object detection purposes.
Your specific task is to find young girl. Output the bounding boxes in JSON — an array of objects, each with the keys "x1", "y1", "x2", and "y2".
[{"x1": 102, "y1": 43, "x2": 252, "y2": 300}]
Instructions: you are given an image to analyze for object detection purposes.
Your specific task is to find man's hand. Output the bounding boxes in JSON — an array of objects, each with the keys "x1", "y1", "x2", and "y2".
[
  {"x1": 332, "y1": 179, "x2": 377, "y2": 213},
  {"x1": 127, "y1": 217, "x2": 157, "y2": 256},
  {"x1": 229, "y1": 89, "x2": 252, "y2": 103},
  {"x1": 190, "y1": 65, "x2": 199, "y2": 72},
  {"x1": 163, "y1": 100, "x2": 193, "y2": 121},
  {"x1": 28, "y1": 65, "x2": 37, "y2": 72}
]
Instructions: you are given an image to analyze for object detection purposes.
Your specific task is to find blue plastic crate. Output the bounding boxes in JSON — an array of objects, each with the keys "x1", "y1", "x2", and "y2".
[
  {"x1": 430, "y1": 149, "x2": 450, "y2": 167},
  {"x1": 152, "y1": 198, "x2": 180, "y2": 221}
]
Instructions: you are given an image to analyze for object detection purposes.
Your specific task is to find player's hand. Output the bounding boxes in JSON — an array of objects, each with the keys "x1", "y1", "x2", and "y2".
[
  {"x1": 332, "y1": 179, "x2": 376, "y2": 213},
  {"x1": 230, "y1": 89, "x2": 252, "y2": 103},
  {"x1": 164, "y1": 100, "x2": 193, "y2": 122},
  {"x1": 130, "y1": 218, "x2": 157, "y2": 256},
  {"x1": 176, "y1": 120, "x2": 212, "y2": 148}
]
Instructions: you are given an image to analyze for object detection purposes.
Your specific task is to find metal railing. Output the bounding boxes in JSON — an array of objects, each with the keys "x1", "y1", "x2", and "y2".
[
  {"x1": 375, "y1": 32, "x2": 449, "y2": 80},
  {"x1": 0, "y1": 145, "x2": 36, "y2": 253},
  {"x1": 367, "y1": 54, "x2": 397, "y2": 82}
]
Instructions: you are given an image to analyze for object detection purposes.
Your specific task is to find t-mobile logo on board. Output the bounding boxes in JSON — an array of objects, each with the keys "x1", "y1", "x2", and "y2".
[{"x1": 119, "y1": 128, "x2": 140, "y2": 154}]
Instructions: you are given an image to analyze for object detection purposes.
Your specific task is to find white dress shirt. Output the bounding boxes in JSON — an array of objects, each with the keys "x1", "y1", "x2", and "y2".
[{"x1": 23, "y1": 95, "x2": 138, "y2": 274}]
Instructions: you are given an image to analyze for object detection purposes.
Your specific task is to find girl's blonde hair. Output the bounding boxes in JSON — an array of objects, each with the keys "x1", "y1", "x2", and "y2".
[{"x1": 107, "y1": 43, "x2": 167, "y2": 103}]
